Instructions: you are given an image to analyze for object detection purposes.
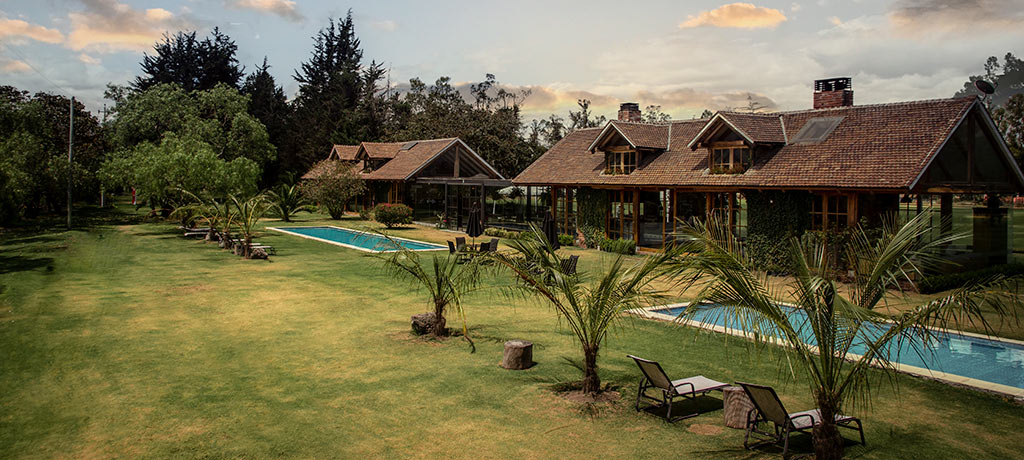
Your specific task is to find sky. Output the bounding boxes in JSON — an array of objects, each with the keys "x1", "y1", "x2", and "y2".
[{"x1": 1, "y1": 0, "x2": 1023, "y2": 122}]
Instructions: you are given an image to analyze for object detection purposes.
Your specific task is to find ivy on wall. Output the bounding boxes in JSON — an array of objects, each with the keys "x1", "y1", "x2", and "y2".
[
  {"x1": 745, "y1": 190, "x2": 813, "y2": 273},
  {"x1": 575, "y1": 187, "x2": 608, "y2": 247}
]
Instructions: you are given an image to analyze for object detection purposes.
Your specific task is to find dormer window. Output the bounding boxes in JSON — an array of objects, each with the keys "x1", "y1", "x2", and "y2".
[
  {"x1": 709, "y1": 142, "x2": 750, "y2": 174},
  {"x1": 604, "y1": 148, "x2": 637, "y2": 175}
]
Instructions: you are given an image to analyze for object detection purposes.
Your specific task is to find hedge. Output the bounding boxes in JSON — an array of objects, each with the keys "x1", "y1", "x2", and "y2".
[
  {"x1": 373, "y1": 203, "x2": 413, "y2": 228},
  {"x1": 600, "y1": 238, "x2": 636, "y2": 255},
  {"x1": 918, "y1": 263, "x2": 1024, "y2": 294}
]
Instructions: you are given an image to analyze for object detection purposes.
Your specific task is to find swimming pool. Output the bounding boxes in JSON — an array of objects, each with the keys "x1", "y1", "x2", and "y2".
[
  {"x1": 647, "y1": 303, "x2": 1024, "y2": 395},
  {"x1": 269, "y1": 226, "x2": 447, "y2": 253}
]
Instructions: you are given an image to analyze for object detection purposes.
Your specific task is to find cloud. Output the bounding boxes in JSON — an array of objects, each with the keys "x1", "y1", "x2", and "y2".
[
  {"x1": 889, "y1": 0, "x2": 1024, "y2": 37},
  {"x1": 66, "y1": 0, "x2": 198, "y2": 53},
  {"x1": 679, "y1": 3, "x2": 788, "y2": 29},
  {"x1": 828, "y1": 16, "x2": 842, "y2": 25},
  {"x1": 791, "y1": 2, "x2": 802, "y2": 12},
  {"x1": 78, "y1": 53, "x2": 101, "y2": 65},
  {"x1": 227, "y1": 0, "x2": 304, "y2": 23},
  {"x1": 370, "y1": 20, "x2": 397, "y2": 31},
  {"x1": 0, "y1": 18, "x2": 64, "y2": 44},
  {"x1": 0, "y1": 58, "x2": 31, "y2": 74}
]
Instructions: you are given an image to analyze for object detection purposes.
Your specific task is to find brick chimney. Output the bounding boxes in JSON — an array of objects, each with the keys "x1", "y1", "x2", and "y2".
[
  {"x1": 813, "y1": 77, "x2": 853, "y2": 109},
  {"x1": 618, "y1": 102, "x2": 642, "y2": 122}
]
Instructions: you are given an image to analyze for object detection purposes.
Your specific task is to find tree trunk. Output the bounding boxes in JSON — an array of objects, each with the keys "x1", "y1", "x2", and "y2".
[
  {"x1": 581, "y1": 346, "x2": 600, "y2": 394},
  {"x1": 243, "y1": 235, "x2": 252, "y2": 259},
  {"x1": 431, "y1": 303, "x2": 448, "y2": 336},
  {"x1": 812, "y1": 396, "x2": 844, "y2": 460}
]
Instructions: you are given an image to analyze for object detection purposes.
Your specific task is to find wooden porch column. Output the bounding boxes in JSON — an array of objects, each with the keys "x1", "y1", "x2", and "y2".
[{"x1": 940, "y1": 194, "x2": 953, "y2": 236}]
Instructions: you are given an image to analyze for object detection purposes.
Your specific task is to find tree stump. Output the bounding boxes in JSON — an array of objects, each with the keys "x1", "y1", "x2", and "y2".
[
  {"x1": 723, "y1": 386, "x2": 755, "y2": 429},
  {"x1": 501, "y1": 340, "x2": 533, "y2": 370}
]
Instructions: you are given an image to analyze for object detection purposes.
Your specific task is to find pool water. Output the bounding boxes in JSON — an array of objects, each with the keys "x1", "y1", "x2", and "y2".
[
  {"x1": 270, "y1": 226, "x2": 447, "y2": 253},
  {"x1": 655, "y1": 304, "x2": 1024, "y2": 391}
]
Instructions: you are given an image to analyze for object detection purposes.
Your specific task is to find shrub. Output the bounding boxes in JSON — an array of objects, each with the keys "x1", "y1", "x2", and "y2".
[
  {"x1": 373, "y1": 203, "x2": 413, "y2": 228},
  {"x1": 484, "y1": 227, "x2": 523, "y2": 240},
  {"x1": 358, "y1": 207, "x2": 372, "y2": 220},
  {"x1": 600, "y1": 238, "x2": 636, "y2": 255},
  {"x1": 918, "y1": 263, "x2": 1024, "y2": 294},
  {"x1": 558, "y1": 233, "x2": 574, "y2": 247}
]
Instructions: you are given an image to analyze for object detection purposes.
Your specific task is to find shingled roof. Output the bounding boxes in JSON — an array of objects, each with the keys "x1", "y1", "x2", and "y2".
[
  {"x1": 514, "y1": 96, "x2": 1020, "y2": 191},
  {"x1": 588, "y1": 121, "x2": 671, "y2": 151},
  {"x1": 329, "y1": 145, "x2": 361, "y2": 161},
  {"x1": 363, "y1": 138, "x2": 462, "y2": 181}
]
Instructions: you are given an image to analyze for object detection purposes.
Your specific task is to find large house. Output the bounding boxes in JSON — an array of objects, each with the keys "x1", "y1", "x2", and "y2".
[
  {"x1": 304, "y1": 138, "x2": 509, "y2": 227},
  {"x1": 513, "y1": 78, "x2": 1024, "y2": 264}
]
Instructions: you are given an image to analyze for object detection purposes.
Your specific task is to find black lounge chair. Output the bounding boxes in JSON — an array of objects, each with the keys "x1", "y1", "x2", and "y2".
[
  {"x1": 737, "y1": 382, "x2": 864, "y2": 459},
  {"x1": 560, "y1": 255, "x2": 579, "y2": 275},
  {"x1": 627, "y1": 355, "x2": 730, "y2": 422}
]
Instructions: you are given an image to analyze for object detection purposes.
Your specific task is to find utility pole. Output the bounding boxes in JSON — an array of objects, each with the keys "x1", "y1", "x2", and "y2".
[{"x1": 67, "y1": 96, "x2": 73, "y2": 230}]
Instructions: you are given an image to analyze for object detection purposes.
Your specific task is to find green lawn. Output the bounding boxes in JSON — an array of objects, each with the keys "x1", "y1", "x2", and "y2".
[{"x1": 1, "y1": 205, "x2": 1023, "y2": 459}]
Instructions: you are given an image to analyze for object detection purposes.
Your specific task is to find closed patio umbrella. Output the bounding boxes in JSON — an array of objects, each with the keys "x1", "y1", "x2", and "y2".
[
  {"x1": 542, "y1": 210, "x2": 560, "y2": 250},
  {"x1": 466, "y1": 204, "x2": 484, "y2": 247}
]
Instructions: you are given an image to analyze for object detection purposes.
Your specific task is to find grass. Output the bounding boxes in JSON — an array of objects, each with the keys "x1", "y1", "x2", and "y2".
[{"x1": 1, "y1": 204, "x2": 1023, "y2": 459}]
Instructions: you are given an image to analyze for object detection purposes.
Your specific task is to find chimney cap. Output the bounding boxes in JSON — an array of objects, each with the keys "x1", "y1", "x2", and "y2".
[
  {"x1": 619, "y1": 102, "x2": 640, "y2": 111},
  {"x1": 814, "y1": 77, "x2": 852, "y2": 92}
]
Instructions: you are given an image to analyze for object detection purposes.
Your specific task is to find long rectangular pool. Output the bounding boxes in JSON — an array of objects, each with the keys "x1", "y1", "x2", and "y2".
[
  {"x1": 269, "y1": 226, "x2": 447, "y2": 253},
  {"x1": 650, "y1": 303, "x2": 1024, "y2": 395}
]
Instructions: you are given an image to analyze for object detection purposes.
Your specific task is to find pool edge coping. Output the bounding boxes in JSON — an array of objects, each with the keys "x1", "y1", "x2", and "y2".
[
  {"x1": 268, "y1": 225, "x2": 448, "y2": 253},
  {"x1": 629, "y1": 303, "x2": 1024, "y2": 401}
]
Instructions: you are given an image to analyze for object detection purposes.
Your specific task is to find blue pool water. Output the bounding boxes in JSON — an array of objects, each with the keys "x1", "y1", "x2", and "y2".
[
  {"x1": 656, "y1": 304, "x2": 1024, "y2": 391},
  {"x1": 271, "y1": 226, "x2": 446, "y2": 252}
]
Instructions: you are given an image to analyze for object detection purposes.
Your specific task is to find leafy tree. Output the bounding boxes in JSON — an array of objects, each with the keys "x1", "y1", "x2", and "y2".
[
  {"x1": 101, "y1": 130, "x2": 261, "y2": 213},
  {"x1": 491, "y1": 228, "x2": 674, "y2": 394},
  {"x1": 300, "y1": 159, "x2": 365, "y2": 219},
  {"x1": 242, "y1": 58, "x2": 291, "y2": 184},
  {"x1": 0, "y1": 86, "x2": 106, "y2": 219},
  {"x1": 993, "y1": 93, "x2": 1024, "y2": 166},
  {"x1": 668, "y1": 214, "x2": 1020, "y2": 460},
  {"x1": 377, "y1": 241, "x2": 482, "y2": 338},
  {"x1": 388, "y1": 74, "x2": 538, "y2": 177},
  {"x1": 134, "y1": 28, "x2": 244, "y2": 92},
  {"x1": 643, "y1": 105, "x2": 671, "y2": 123},
  {"x1": 265, "y1": 182, "x2": 313, "y2": 222},
  {"x1": 955, "y1": 52, "x2": 1024, "y2": 107},
  {"x1": 567, "y1": 99, "x2": 607, "y2": 131},
  {"x1": 699, "y1": 109, "x2": 714, "y2": 119},
  {"x1": 104, "y1": 83, "x2": 275, "y2": 210}
]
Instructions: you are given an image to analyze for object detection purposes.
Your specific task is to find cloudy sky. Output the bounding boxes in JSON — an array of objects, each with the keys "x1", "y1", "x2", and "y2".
[{"x1": 1, "y1": 0, "x2": 1022, "y2": 121}]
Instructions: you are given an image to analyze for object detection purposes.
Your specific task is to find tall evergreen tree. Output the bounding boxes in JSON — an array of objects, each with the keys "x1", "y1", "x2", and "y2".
[
  {"x1": 242, "y1": 58, "x2": 291, "y2": 184},
  {"x1": 285, "y1": 11, "x2": 366, "y2": 172},
  {"x1": 134, "y1": 28, "x2": 244, "y2": 92}
]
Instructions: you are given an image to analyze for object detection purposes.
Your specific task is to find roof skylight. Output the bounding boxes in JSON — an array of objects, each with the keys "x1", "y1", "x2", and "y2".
[{"x1": 790, "y1": 117, "x2": 844, "y2": 144}]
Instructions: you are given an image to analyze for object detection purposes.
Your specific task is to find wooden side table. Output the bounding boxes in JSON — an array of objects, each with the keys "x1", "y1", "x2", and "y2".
[{"x1": 722, "y1": 385, "x2": 755, "y2": 429}]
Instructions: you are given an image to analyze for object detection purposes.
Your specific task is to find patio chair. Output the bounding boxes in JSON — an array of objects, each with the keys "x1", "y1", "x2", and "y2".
[
  {"x1": 560, "y1": 255, "x2": 579, "y2": 275},
  {"x1": 447, "y1": 240, "x2": 457, "y2": 254},
  {"x1": 455, "y1": 237, "x2": 467, "y2": 252},
  {"x1": 737, "y1": 382, "x2": 864, "y2": 459},
  {"x1": 486, "y1": 238, "x2": 499, "y2": 252},
  {"x1": 627, "y1": 355, "x2": 730, "y2": 422}
]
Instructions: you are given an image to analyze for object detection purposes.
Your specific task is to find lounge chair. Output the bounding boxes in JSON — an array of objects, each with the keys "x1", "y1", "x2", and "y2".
[
  {"x1": 737, "y1": 382, "x2": 864, "y2": 459},
  {"x1": 486, "y1": 238, "x2": 499, "y2": 252},
  {"x1": 627, "y1": 355, "x2": 730, "y2": 422},
  {"x1": 455, "y1": 237, "x2": 467, "y2": 252},
  {"x1": 560, "y1": 255, "x2": 579, "y2": 275}
]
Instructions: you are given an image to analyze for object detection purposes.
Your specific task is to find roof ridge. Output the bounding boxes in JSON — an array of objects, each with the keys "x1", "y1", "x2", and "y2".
[
  {"x1": 777, "y1": 96, "x2": 977, "y2": 116},
  {"x1": 611, "y1": 120, "x2": 671, "y2": 126},
  {"x1": 362, "y1": 137, "x2": 458, "y2": 145}
]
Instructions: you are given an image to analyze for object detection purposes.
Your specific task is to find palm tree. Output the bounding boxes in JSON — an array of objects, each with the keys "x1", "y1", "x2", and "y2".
[
  {"x1": 171, "y1": 190, "x2": 226, "y2": 242},
  {"x1": 668, "y1": 213, "x2": 1019, "y2": 460},
  {"x1": 490, "y1": 227, "x2": 675, "y2": 395},
  {"x1": 230, "y1": 193, "x2": 270, "y2": 259},
  {"x1": 377, "y1": 240, "x2": 482, "y2": 339},
  {"x1": 266, "y1": 183, "x2": 314, "y2": 222}
]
